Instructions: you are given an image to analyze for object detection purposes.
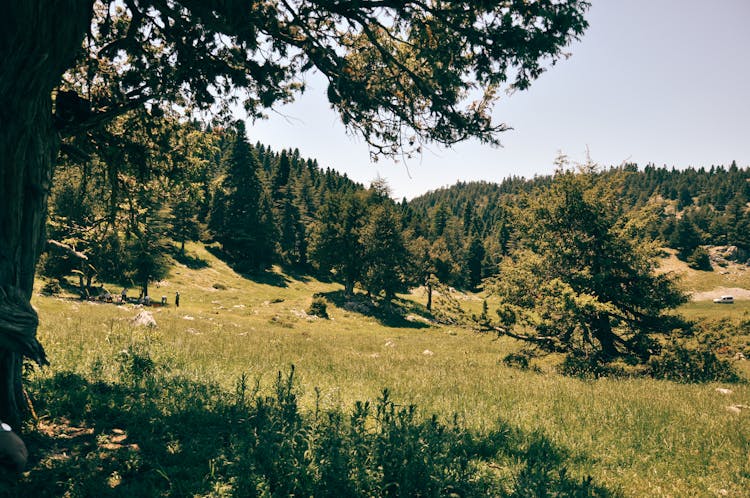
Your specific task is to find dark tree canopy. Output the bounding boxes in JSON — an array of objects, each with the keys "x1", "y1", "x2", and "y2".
[{"x1": 58, "y1": 0, "x2": 591, "y2": 156}]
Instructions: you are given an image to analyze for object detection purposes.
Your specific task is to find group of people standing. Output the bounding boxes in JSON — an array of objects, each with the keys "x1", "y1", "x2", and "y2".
[{"x1": 116, "y1": 289, "x2": 180, "y2": 307}]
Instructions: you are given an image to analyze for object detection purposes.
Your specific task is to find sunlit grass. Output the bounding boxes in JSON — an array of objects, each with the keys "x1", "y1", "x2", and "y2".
[{"x1": 24, "y1": 242, "x2": 750, "y2": 496}]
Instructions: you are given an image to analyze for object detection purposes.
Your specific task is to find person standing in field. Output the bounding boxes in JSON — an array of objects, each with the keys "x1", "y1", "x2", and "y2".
[{"x1": 175, "y1": 291, "x2": 180, "y2": 307}]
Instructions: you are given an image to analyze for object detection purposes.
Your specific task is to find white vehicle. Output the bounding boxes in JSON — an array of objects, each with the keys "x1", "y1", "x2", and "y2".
[{"x1": 713, "y1": 295, "x2": 734, "y2": 304}]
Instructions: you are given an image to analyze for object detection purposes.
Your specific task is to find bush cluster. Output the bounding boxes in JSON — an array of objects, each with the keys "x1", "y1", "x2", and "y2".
[
  {"x1": 557, "y1": 352, "x2": 627, "y2": 380},
  {"x1": 307, "y1": 297, "x2": 329, "y2": 319},
  {"x1": 40, "y1": 280, "x2": 61, "y2": 295},
  {"x1": 649, "y1": 346, "x2": 742, "y2": 383}
]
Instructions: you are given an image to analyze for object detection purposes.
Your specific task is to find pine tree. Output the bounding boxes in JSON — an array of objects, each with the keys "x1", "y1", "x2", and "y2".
[
  {"x1": 466, "y1": 235, "x2": 486, "y2": 290},
  {"x1": 310, "y1": 193, "x2": 367, "y2": 296},
  {"x1": 272, "y1": 150, "x2": 292, "y2": 200},
  {"x1": 670, "y1": 216, "x2": 701, "y2": 260},
  {"x1": 489, "y1": 167, "x2": 686, "y2": 362},
  {"x1": 361, "y1": 204, "x2": 410, "y2": 300},
  {"x1": 170, "y1": 194, "x2": 200, "y2": 254},
  {"x1": 212, "y1": 122, "x2": 277, "y2": 270}
]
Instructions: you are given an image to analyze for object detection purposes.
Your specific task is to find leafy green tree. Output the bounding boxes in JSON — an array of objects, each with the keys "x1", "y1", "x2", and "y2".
[
  {"x1": 407, "y1": 236, "x2": 437, "y2": 311},
  {"x1": 1, "y1": 0, "x2": 589, "y2": 422},
  {"x1": 310, "y1": 193, "x2": 367, "y2": 297},
  {"x1": 170, "y1": 193, "x2": 201, "y2": 254},
  {"x1": 361, "y1": 204, "x2": 410, "y2": 300},
  {"x1": 430, "y1": 237, "x2": 463, "y2": 288},
  {"x1": 488, "y1": 167, "x2": 686, "y2": 362}
]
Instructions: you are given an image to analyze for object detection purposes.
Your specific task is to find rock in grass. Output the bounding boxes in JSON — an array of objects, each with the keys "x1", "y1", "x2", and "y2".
[
  {"x1": 726, "y1": 404, "x2": 749, "y2": 414},
  {"x1": 716, "y1": 388, "x2": 733, "y2": 395},
  {"x1": 132, "y1": 310, "x2": 157, "y2": 327}
]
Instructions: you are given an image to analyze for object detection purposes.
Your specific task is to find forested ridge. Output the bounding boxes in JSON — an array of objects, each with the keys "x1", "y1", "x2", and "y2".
[
  {"x1": 43, "y1": 116, "x2": 750, "y2": 301},
  {"x1": 407, "y1": 160, "x2": 750, "y2": 276}
]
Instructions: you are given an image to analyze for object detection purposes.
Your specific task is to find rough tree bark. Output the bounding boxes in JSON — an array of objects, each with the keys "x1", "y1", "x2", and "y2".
[
  {"x1": 426, "y1": 281, "x2": 433, "y2": 312},
  {"x1": 344, "y1": 278, "x2": 355, "y2": 298},
  {"x1": 592, "y1": 313, "x2": 618, "y2": 360},
  {"x1": 0, "y1": 1, "x2": 92, "y2": 424}
]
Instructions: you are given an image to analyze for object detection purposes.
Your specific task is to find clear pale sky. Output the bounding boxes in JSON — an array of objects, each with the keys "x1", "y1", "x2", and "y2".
[{"x1": 246, "y1": 0, "x2": 750, "y2": 200}]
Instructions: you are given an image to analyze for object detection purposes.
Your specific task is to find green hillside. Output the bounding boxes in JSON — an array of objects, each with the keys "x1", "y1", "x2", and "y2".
[{"x1": 7, "y1": 241, "x2": 749, "y2": 496}]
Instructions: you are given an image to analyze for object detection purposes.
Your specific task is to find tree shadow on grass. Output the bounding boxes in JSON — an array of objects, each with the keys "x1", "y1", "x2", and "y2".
[
  {"x1": 205, "y1": 245, "x2": 290, "y2": 288},
  {"x1": 171, "y1": 248, "x2": 210, "y2": 269},
  {"x1": 320, "y1": 290, "x2": 434, "y2": 329},
  {"x1": 3, "y1": 366, "x2": 621, "y2": 498}
]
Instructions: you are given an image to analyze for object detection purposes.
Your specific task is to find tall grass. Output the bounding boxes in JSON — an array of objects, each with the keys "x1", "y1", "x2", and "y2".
[{"x1": 5, "y1": 242, "x2": 750, "y2": 496}]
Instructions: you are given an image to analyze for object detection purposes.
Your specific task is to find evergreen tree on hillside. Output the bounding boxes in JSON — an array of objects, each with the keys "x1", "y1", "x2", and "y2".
[
  {"x1": 119, "y1": 180, "x2": 172, "y2": 299},
  {"x1": 466, "y1": 235, "x2": 486, "y2": 290},
  {"x1": 212, "y1": 123, "x2": 277, "y2": 270},
  {"x1": 670, "y1": 216, "x2": 702, "y2": 260},
  {"x1": 278, "y1": 194, "x2": 302, "y2": 266},
  {"x1": 488, "y1": 166, "x2": 687, "y2": 363},
  {"x1": 170, "y1": 193, "x2": 201, "y2": 254},
  {"x1": 431, "y1": 204, "x2": 449, "y2": 239},
  {"x1": 124, "y1": 212, "x2": 170, "y2": 299},
  {"x1": 361, "y1": 204, "x2": 410, "y2": 300},
  {"x1": 310, "y1": 193, "x2": 367, "y2": 297},
  {"x1": 272, "y1": 150, "x2": 292, "y2": 200}
]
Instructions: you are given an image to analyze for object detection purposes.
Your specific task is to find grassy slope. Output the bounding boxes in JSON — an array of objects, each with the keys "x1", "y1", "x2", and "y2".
[{"x1": 19, "y1": 243, "x2": 750, "y2": 496}]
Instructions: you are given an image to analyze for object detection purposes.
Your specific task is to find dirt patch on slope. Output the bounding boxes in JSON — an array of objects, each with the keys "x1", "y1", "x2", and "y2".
[{"x1": 690, "y1": 287, "x2": 750, "y2": 301}]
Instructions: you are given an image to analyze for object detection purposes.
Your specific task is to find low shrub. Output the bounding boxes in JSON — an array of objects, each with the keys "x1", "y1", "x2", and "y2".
[
  {"x1": 649, "y1": 345, "x2": 743, "y2": 383},
  {"x1": 116, "y1": 343, "x2": 158, "y2": 387},
  {"x1": 40, "y1": 280, "x2": 61, "y2": 295},
  {"x1": 558, "y1": 352, "x2": 627, "y2": 379},
  {"x1": 503, "y1": 352, "x2": 530, "y2": 370},
  {"x1": 307, "y1": 297, "x2": 329, "y2": 319},
  {"x1": 17, "y1": 359, "x2": 617, "y2": 497}
]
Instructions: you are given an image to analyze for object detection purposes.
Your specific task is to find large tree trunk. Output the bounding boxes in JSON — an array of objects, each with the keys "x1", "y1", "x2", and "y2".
[
  {"x1": 0, "y1": 1, "x2": 92, "y2": 424},
  {"x1": 426, "y1": 281, "x2": 433, "y2": 312},
  {"x1": 344, "y1": 278, "x2": 355, "y2": 298},
  {"x1": 592, "y1": 313, "x2": 618, "y2": 360}
]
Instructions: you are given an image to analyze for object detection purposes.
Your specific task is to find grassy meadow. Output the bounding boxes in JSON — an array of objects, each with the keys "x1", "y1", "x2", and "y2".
[{"x1": 3, "y1": 242, "x2": 750, "y2": 497}]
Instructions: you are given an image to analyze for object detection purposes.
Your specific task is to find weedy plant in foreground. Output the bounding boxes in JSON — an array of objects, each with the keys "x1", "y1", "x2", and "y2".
[{"x1": 3, "y1": 350, "x2": 619, "y2": 497}]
